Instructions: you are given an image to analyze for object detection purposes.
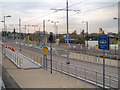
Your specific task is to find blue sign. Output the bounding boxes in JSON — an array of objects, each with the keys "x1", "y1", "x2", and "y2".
[
  {"x1": 65, "y1": 38, "x2": 78, "y2": 41},
  {"x1": 98, "y1": 35, "x2": 109, "y2": 50}
]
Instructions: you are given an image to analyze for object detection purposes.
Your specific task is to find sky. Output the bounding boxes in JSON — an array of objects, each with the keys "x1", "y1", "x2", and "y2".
[{"x1": 0, "y1": 0, "x2": 119, "y2": 34}]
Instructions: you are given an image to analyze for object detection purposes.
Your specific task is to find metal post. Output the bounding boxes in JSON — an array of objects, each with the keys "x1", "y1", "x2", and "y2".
[
  {"x1": 56, "y1": 25, "x2": 58, "y2": 39},
  {"x1": 4, "y1": 16, "x2": 5, "y2": 43},
  {"x1": 43, "y1": 20, "x2": 45, "y2": 36},
  {"x1": 66, "y1": 0, "x2": 70, "y2": 64},
  {"x1": 75, "y1": 66, "x2": 77, "y2": 81},
  {"x1": 46, "y1": 55, "x2": 47, "y2": 70},
  {"x1": 56, "y1": 61, "x2": 57, "y2": 73},
  {"x1": 19, "y1": 18, "x2": 21, "y2": 51},
  {"x1": 84, "y1": 69, "x2": 86, "y2": 87},
  {"x1": 25, "y1": 25, "x2": 26, "y2": 39},
  {"x1": 86, "y1": 22, "x2": 88, "y2": 48},
  {"x1": 43, "y1": 56, "x2": 45, "y2": 69},
  {"x1": 61, "y1": 62, "x2": 62, "y2": 76},
  {"x1": 103, "y1": 49, "x2": 105, "y2": 88},
  {"x1": 3, "y1": 16, "x2": 6, "y2": 58},
  {"x1": 50, "y1": 42, "x2": 52, "y2": 73},
  {"x1": 68, "y1": 65, "x2": 69, "y2": 78},
  {"x1": 54, "y1": 22, "x2": 56, "y2": 43},
  {"x1": 115, "y1": 44, "x2": 116, "y2": 55},
  {"x1": 96, "y1": 72, "x2": 98, "y2": 88},
  {"x1": 39, "y1": 28, "x2": 40, "y2": 45},
  {"x1": 109, "y1": 76, "x2": 111, "y2": 88}
]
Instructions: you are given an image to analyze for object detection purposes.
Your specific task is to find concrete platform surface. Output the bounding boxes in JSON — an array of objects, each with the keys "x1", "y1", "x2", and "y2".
[{"x1": 2, "y1": 54, "x2": 95, "y2": 88}]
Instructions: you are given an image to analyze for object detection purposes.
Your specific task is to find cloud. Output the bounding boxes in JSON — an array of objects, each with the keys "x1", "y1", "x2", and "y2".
[{"x1": 0, "y1": 0, "x2": 119, "y2": 34}]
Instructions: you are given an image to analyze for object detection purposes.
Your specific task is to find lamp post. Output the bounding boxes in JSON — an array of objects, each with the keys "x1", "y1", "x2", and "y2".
[
  {"x1": 43, "y1": 20, "x2": 50, "y2": 46},
  {"x1": 19, "y1": 18, "x2": 22, "y2": 51},
  {"x1": 3, "y1": 15, "x2": 11, "y2": 57},
  {"x1": 1, "y1": 21, "x2": 4, "y2": 42},
  {"x1": 51, "y1": 21, "x2": 59, "y2": 43},
  {"x1": 82, "y1": 21, "x2": 89, "y2": 49},
  {"x1": 113, "y1": 17, "x2": 119, "y2": 57},
  {"x1": 4, "y1": 15, "x2": 11, "y2": 44},
  {"x1": 43, "y1": 20, "x2": 50, "y2": 36},
  {"x1": 32, "y1": 25, "x2": 38, "y2": 44},
  {"x1": 1, "y1": 21, "x2": 4, "y2": 53}
]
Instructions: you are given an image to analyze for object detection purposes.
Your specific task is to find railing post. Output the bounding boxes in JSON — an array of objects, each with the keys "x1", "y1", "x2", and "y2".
[
  {"x1": 61, "y1": 62, "x2": 62, "y2": 76},
  {"x1": 98, "y1": 52, "x2": 100, "y2": 63},
  {"x1": 56, "y1": 61, "x2": 57, "y2": 73},
  {"x1": 68, "y1": 64, "x2": 69, "y2": 79},
  {"x1": 96, "y1": 72, "x2": 98, "y2": 88},
  {"x1": 84, "y1": 69, "x2": 86, "y2": 87},
  {"x1": 110, "y1": 56, "x2": 111, "y2": 65},
  {"x1": 109, "y1": 76, "x2": 111, "y2": 89},
  {"x1": 17, "y1": 57, "x2": 18, "y2": 66},
  {"x1": 20, "y1": 59, "x2": 21, "y2": 68},
  {"x1": 15, "y1": 55, "x2": 16, "y2": 64},
  {"x1": 75, "y1": 66, "x2": 77, "y2": 82}
]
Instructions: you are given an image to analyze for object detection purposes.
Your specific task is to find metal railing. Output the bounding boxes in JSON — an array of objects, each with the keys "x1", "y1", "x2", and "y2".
[
  {"x1": 17, "y1": 49, "x2": 42, "y2": 66},
  {"x1": 4, "y1": 48, "x2": 23, "y2": 68},
  {"x1": 10, "y1": 42, "x2": 119, "y2": 88},
  {"x1": 46, "y1": 58, "x2": 119, "y2": 88},
  {"x1": 51, "y1": 45, "x2": 119, "y2": 67}
]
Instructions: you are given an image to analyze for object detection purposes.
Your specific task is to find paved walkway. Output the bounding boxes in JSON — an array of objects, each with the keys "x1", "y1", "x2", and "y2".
[
  {"x1": 2, "y1": 54, "x2": 95, "y2": 88},
  {"x1": 5, "y1": 49, "x2": 40, "y2": 69}
]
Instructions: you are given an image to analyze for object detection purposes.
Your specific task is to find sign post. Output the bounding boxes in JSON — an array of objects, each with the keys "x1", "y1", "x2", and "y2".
[
  {"x1": 49, "y1": 32, "x2": 53, "y2": 74},
  {"x1": 98, "y1": 35, "x2": 109, "y2": 89},
  {"x1": 43, "y1": 47, "x2": 47, "y2": 70}
]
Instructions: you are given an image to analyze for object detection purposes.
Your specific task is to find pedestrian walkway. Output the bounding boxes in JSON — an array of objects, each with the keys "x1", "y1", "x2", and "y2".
[
  {"x1": 5, "y1": 48, "x2": 40, "y2": 69},
  {"x1": 2, "y1": 54, "x2": 95, "y2": 88}
]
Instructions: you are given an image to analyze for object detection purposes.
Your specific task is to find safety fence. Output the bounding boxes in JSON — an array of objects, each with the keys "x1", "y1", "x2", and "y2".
[
  {"x1": 17, "y1": 49, "x2": 42, "y2": 66},
  {"x1": 12, "y1": 42, "x2": 119, "y2": 88},
  {"x1": 4, "y1": 48, "x2": 23, "y2": 68},
  {"x1": 52, "y1": 45, "x2": 119, "y2": 67},
  {"x1": 46, "y1": 58, "x2": 119, "y2": 88}
]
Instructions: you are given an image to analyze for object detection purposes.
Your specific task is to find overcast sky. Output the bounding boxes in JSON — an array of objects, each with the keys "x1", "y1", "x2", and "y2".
[{"x1": 0, "y1": 0, "x2": 119, "y2": 34}]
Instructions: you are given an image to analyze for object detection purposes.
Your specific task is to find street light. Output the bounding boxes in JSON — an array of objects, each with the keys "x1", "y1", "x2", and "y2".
[
  {"x1": 3, "y1": 15, "x2": 11, "y2": 38},
  {"x1": 31, "y1": 25, "x2": 38, "y2": 43},
  {"x1": 1, "y1": 21, "x2": 4, "y2": 42},
  {"x1": 43, "y1": 20, "x2": 50, "y2": 36},
  {"x1": 3, "y1": 15, "x2": 11, "y2": 58},
  {"x1": 43, "y1": 20, "x2": 50, "y2": 46},
  {"x1": 50, "y1": 21, "x2": 59, "y2": 43},
  {"x1": 82, "y1": 21, "x2": 89, "y2": 49},
  {"x1": 113, "y1": 17, "x2": 120, "y2": 57}
]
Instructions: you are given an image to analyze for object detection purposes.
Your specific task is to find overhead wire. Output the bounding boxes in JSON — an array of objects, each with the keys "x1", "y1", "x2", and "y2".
[
  {"x1": 60, "y1": 3, "x2": 117, "y2": 18},
  {"x1": 24, "y1": 0, "x2": 86, "y2": 23}
]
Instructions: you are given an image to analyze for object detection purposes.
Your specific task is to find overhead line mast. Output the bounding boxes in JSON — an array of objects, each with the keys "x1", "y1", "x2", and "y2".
[{"x1": 50, "y1": 0, "x2": 81, "y2": 64}]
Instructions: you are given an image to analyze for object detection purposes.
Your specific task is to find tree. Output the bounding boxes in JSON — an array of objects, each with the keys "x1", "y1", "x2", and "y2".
[{"x1": 99, "y1": 28, "x2": 105, "y2": 35}]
